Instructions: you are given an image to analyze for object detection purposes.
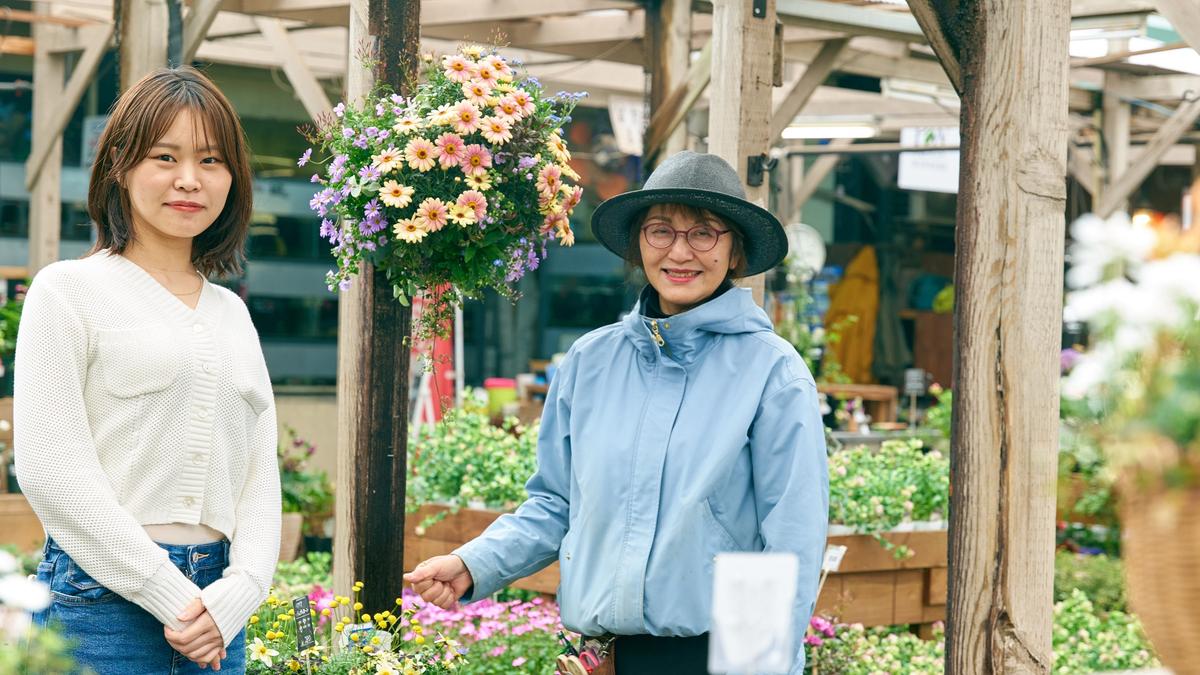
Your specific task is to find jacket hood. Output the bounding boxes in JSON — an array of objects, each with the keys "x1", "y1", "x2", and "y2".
[{"x1": 621, "y1": 284, "x2": 775, "y2": 364}]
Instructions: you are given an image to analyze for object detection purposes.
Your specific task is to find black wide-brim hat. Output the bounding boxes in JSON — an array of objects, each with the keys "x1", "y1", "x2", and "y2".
[{"x1": 591, "y1": 151, "x2": 788, "y2": 277}]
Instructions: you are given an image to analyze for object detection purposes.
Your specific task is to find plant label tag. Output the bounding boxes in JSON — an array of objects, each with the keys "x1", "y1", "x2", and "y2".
[
  {"x1": 708, "y1": 552, "x2": 798, "y2": 674},
  {"x1": 293, "y1": 596, "x2": 317, "y2": 651},
  {"x1": 822, "y1": 544, "x2": 848, "y2": 572}
]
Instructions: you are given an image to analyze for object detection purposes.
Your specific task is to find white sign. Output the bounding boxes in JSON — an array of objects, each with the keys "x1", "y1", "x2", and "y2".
[
  {"x1": 608, "y1": 95, "x2": 646, "y2": 157},
  {"x1": 898, "y1": 126, "x2": 960, "y2": 194},
  {"x1": 709, "y1": 552, "x2": 798, "y2": 674},
  {"x1": 822, "y1": 544, "x2": 848, "y2": 572}
]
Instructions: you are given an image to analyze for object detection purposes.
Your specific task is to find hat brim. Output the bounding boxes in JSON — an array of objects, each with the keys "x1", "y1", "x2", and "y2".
[{"x1": 590, "y1": 187, "x2": 788, "y2": 277}]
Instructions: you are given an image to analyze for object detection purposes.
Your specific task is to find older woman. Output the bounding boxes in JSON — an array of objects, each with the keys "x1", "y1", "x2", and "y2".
[{"x1": 406, "y1": 151, "x2": 828, "y2": 674}]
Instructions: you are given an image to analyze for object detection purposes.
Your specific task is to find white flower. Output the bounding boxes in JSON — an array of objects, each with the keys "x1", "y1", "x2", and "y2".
[
  {"x1": 249, "y1": 637, "x2": 279, "y2": 667},
  {"x1": 0, "y1": 420, "x2": 10, "y2": 433},
  {"x1": 1065, "y1": 212, "x2": 1156, "y2": 289},
  {"x1": 0, "y1": 574, "x2": 50, "y2": 613},
  {"x1": 0, "y1": 552, "x2": 16, "y2": 575}
]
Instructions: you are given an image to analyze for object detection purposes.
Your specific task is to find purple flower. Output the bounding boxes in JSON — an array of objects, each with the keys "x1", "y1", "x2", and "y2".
[
  {"x1": 338, "y1": 279, "x2": 352, "y2": 291},
  {"x1": 377, "y1": 129, "x2": 391, "y2": 141},
  {"x1": 341, "y1": 127, "x2": 355, "y2": 138},
  {"x1": 297, "y1": 148, "x2": 312, "y2": 167},
  {"x1": 310, "y1": 173, "x2": 322, "y2": 183},
  {"x1": 375, "y1": 103, "x2": 385, "y2": 116},
  {"x1": 353, "y1": 135, "x2": 369, "y2": 149},
  {"x1": 518, "y1": 155, "x2": 537, "y2": 169},
  {"x1": 333, "y1": 102, "x2": 345, "y2": 117},
  {"x1": 1061, "y1": 347, "x2": 1082, "y2": 374},
  {"x1": 365, "y1": 126, "x2": 379, "y2": 137},
  {"x1": 359, "y1": 165, "x2": 382, "y2": 182},
  {"x1": 364, "y1": 199, "x2": 382, "y2": 220}
]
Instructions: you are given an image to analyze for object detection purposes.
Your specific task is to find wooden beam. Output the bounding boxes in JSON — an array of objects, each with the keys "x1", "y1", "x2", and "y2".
[
  {"x1": 1097, "y1": 94, "x2": 1200, "y2": 217},
  {"x1": 28, "y1": 15, "x2": 65, "y2": 276},
  {"x1": 1068, "y1": 144, "x2": 1100, "y2": 196},
  {"x1": 645, "y1": 0, "x2": 692, "y2": 164},
  {"x1": 787, "y1": 142, "x2": 960, "y2": 155},
  {"x1": 772, "y1": 0, "x2": 925, "y2": 43},
  {"x1": 1102, "y1": 48, "x2": 1131, "y2": 211},
  {"x1": 643, "y1": 40, "x2": 711, "y2": 164},
  {"x1": 1072, "y1": 0, "x2": 1155, "y2": 16},
  {"x1": 118, "y1": 0, "x2": 168, "y2": 91},
  {"x1": 1104, "y1": 73, "x2": 1200, "y2": 100},
  {"x1": 333, "y1": 0, "x2": 419, "y2": 615},
  {"x1": 254, "y1": 17, "x2": 333, "y2": 120},
  {"x1": 182, "y1": 0, "x2": 222, "y2": 62},
  {"x1": 906, "y1": 0, "x2": 963, "y2": 95},
  {"x1": 0, "y1": 8, "x2": 92, "y2": 27},
  {"x1": 229, "y1": 0, "x2": 636, "y2": 26},
  {"x1": 1153, "y1": 0, "x2": 1200, "y2": 53},
  {"x1": 25, "y1": 23, "x2": 113, "y2": 191},
  {"x1": 709, "y1": 0, "x2": 776, "y2": 306},
  {"x1": 1071, "y1": 40, "x2": 1187, "y2": 68},
  {"x1": 792, "y1": 138, "x2": 851, "y2": 210},
  {"x1": 769, "y1": 38, "x2": 847, "y2": 141},
  {"x1": 0, "y1": 36, "x2": 34, "y2": 55},
  {"x1": 947, "y1": 0, "x2": 1070, "y2": 672}
]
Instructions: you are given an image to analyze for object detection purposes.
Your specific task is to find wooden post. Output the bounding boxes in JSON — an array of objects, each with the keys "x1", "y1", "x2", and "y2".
[
  {"x1": 645, "y1": 0, "x2": 691, "y2": 168},
  {"x1": 707, "y1": 0, "x2": 777, "y2": 306},
  {"x1": 28, "y1": 16, "x2": 65, "y2": 276},
  {"x1": 333, "y1": 0, "x2": 420, "y2": 614},
  {"x1": 117, "y1": 0, "x2": 168, "y2": 91},
  {"x1": 1102, "y1": 40, "x2": 1130, "y2": 212},
  {"x1": 908, "y1": 0, "x2": 1070, "y2": 672}
]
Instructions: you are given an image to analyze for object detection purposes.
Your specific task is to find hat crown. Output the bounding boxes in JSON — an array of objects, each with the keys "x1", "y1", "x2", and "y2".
[{"x1": 643, "y1": 151, "x2": 746, "y2": 200}]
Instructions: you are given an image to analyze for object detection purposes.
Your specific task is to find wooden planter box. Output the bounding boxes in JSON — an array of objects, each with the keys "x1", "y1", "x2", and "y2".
[
  {"x1": 404, "y1": 505, "x2": 946, "y2": 627},
  {"x1": 0, "y1": 493, "x2": 46, "y2": 552}
]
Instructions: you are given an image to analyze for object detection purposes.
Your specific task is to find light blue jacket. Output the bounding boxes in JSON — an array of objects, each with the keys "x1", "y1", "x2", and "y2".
[{"x1": 454, "y1": 286, "x2": 829, "y2": 671}]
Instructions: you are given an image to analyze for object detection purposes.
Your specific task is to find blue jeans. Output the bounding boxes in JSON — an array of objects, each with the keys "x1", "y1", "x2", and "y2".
[{"x1": 35, "y1": 538, "x2": 247, "y2": 675}]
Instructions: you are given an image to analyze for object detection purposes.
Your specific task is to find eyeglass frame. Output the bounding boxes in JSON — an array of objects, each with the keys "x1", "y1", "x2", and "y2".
[{"x1": 640, "y1": 223, "x2": 733, "y2": 252}]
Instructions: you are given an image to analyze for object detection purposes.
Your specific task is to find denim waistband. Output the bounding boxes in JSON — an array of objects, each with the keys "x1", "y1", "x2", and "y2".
[{"x1": 45, "y1": 537, "x2": 231, "y2": 576}]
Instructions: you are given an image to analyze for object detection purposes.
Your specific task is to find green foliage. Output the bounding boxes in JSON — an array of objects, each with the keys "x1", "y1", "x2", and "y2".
[
  {"x1": 1054, "y1": 552, "x2": 1126, "y2": 614},
  {"x1": 407, "y1": 397, "x2": 539, "y2": 518},
  {"x1": 805, "y1": 623, "x2": 944, "y2": 675},
  {"x1": 1052, "y1": 589, "x2": 1157, "y2": 673},
  {"x1": 278, "y1": 426, "x2": 334, "y2": 524},
  {"x1": 0, "y1": 624, "x2": 86, "y2": 675},
  {"x1": 773, "y1": 280, "x2": 856, "y2": 384},
  {"x1": 923, "y1": 385, "x2": 952, "y2": 446},
  {"x1": 273, "y1": 552, "x2": 333, "y2": 598},
  {"x1": 828, "y1": 438, "x2": 950, "y2": 559},
  {"x1": 0, "y1": 282, "x2": 25, "y2": 363}
]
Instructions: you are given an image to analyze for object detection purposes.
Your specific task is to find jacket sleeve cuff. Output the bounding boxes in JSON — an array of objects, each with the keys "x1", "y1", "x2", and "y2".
[
  {"x1": 200, "y1": 573, "x2": 265, "y2": 647},
  {"x1": 129, "y1": 560, "x2": 202, "y2": 631},
  {"x1": 451, "y1": 544, "x2": 501, "y2": 603}
]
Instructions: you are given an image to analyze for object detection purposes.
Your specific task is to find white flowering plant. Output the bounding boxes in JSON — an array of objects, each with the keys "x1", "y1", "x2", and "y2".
[
  {"x1": 302, "y1": 45, "x2": 586, "y2": 340},
  {"x1": 1061, "y1": 213, "x2": 1200, "y2": 488}
]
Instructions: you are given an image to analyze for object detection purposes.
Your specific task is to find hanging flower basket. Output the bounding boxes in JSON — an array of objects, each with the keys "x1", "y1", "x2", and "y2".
[{"x1": 303, "y1": 45, "x2": 587, "y2": 339}]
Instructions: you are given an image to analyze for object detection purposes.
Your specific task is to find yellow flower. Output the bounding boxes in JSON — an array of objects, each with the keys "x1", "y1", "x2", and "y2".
[
  {"x1": 321, "y1": 608, "x2": 332, "y2": 617},
  {"x1": 461, "y1": 44, "x2": 484, "y2": 58},
  {"x1": 415, "y1": 635, "x2": 426, "y2": 645},
  {"x1": 371, "y1": 636, "x2": 382, "y2": 645},
  {"x1": 249, "y1": 615, "x2": 260, "y2": 624},
  {"x1": 464, "y1": 173, "x2": 492, "y2": 191},
  {"x1": 288, "y1": 660, "x2": 302, "y2": 672},
  {"x1": 448, "y1": 204, "x2": 477, "y2": 227},
  {"x1": 362, "y1": 613, "x2": 371, "y2": 623},
  {"x1": 350, "y1": 633, "x2": 361, "y2": 642},
  {"x1": 272, "y1": 621, "x2": 281, "y2": 629}
]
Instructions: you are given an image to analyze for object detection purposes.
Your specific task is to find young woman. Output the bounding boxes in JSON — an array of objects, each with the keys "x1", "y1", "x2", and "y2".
[
  {"x1": 405, "y1": 151, "x2": 829, "y2": 674},
  {"x1": 14, "y1": 66, "x2": 280, "y2": 674}
]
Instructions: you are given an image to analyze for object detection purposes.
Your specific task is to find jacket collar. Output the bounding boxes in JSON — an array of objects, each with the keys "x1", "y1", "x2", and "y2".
[{"x1": 622, "y1": 283, "x2": 774, "y2": 366}]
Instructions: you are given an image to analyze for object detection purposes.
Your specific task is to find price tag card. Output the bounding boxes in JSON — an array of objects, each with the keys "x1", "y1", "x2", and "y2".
[
  {"x1": 708, "y1": 552, "x2": 798, "y2": 674},
  {"x1": 822, "y1": 544, "x2": 848, "y2": 572},
  {"x1": 293, "y1": 596, "x2": 316, "y2": 651}
]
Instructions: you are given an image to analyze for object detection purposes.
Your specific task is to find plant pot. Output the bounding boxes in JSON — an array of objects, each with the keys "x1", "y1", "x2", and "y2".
[
  {"x1": 1120, "y1": 486, "x2": 1200, "y2": 674},
  {"x1": 279, "y1": 512, "x2": 304, "y2": 563}
]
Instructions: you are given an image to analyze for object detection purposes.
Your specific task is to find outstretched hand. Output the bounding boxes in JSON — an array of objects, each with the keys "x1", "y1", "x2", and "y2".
[{"x1": 403, "y1": 555, "x2": 474, "y2": 609}]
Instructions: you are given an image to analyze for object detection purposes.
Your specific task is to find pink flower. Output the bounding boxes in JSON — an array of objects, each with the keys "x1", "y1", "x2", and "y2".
[
  {"x1": 489, "y1": 645, "x2": 507, "y2": 657},
  {"x1": 493, "y1": 96, "x2": 524, "y2": 123},
  {"x1": 512, "y1": 657, "x2": 527, "y2": 667},
  {"x1": 435, "y1": 132, "x2": 467, "y2": 168},
  {"x1": 414, "y1": 197, "x2": 449, "y2": 232},
  {"x1": 562, "y1": 185, "x2": 583, "y2": 212},
  {"x1": 474, "y1": 63, "x2": 499, "y2": 89},
  {"x1": 461, "y1": 144, "x2": 493, "y2": 177},
  {"x1": 462, "y1": 80, "x2": 492, "y2": 106},
  {"x1": 804, "y1": 634, "x2": 824, "y2": 647},
  {"x1": 536, "y1": 164, "x2": 562, "y2": 198},
  {"x1": 457, "y1": 190, "x2": 488, "y2": 219},
  {"x1": 510, "y1": 89, "x2": 535, "y2": 116},
  {"x1": 442, "y1": 54, "x2": 475, "y2": 83},
  {"x1": 451, "y1": 101, "x2": 482, "y2": 135}
]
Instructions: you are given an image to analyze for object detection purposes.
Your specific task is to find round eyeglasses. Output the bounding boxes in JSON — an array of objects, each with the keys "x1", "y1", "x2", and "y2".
[{"x1": 641, "y1": 223, "x2": 731, "y2": 252}]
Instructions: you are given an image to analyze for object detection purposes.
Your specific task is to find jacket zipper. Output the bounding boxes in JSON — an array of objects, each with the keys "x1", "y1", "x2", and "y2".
[{"x1": 649, "y1": 319, "x2": 665, "y2": 347}]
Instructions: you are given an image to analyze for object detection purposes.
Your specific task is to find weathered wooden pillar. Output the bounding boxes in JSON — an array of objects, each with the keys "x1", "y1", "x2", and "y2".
[
  {"x1": 910, "y1": 0, "x2": 1070, "y2": 671},
  {"x1": 645, "y1": 0, "x2": 691, "y2": 166},
  {"x1": 117, "y1": 0, "x2": 168, "y2": 90},
  {"x1": 27, "y1": 16, "x2": 66, "y2": 276},
  {"x1": 707, "y1": 0, "x2": 776, "y2": 306},
  {"x1": 333, "y1": 0, "x2": 420, "y2": 614},
  {"x1": 1102, "y1": 39, "x2": 1130, "y2": 213}
]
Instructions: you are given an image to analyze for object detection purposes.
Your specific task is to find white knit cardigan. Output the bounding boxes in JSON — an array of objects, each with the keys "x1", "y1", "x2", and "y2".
[{"x1": 13, "y1": 250, "x2": 281, "y2": 645}]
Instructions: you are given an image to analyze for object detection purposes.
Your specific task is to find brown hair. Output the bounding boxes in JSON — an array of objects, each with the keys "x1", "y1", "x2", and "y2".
[
  {"x1": 625, "y1": 203, "x2": 748, "y2": 279},
  {"x1": 88, "y1": 66, "x2": 252, "y2": 277}
]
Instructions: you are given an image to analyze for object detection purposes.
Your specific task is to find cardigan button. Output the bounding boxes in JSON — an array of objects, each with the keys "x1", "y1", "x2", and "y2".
[
  {"x1": 192, "y1": 323, "x2": 204, "y2": 334},
  {"x1": 183, "y1": 496, "x2": 196, "y2": 507},
  {"x1": 198, "y1": 408, "x2": 211, "y2": 419},
  {"x1": 202, "y1": 362, "x2": 214, "y2": 374}
]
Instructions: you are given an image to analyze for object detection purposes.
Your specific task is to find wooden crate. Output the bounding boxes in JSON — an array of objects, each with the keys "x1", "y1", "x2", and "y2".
[{"x1": 404, "y1": 505, "x2": 947, "y2": 627}]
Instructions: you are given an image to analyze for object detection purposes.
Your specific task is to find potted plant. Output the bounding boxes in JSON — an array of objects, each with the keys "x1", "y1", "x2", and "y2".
[
  {"x1": 0, "y1": 283, "x2": 24, "y2": 401},
  {"x1": 1061, "y1": 211, "x2": 1200, "y2": 671},
  {"x1": 278, "y1": 426, "x2": 334, "y2": 563}
]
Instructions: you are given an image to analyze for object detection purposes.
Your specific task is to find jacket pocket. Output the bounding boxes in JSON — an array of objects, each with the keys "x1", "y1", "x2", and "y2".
[
  {"x1": 95, "y1": 325, "x2": 179, "y2": 398},
  {"x1": 701, "y1": 498, "x2": 742, "y2": 552}
]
